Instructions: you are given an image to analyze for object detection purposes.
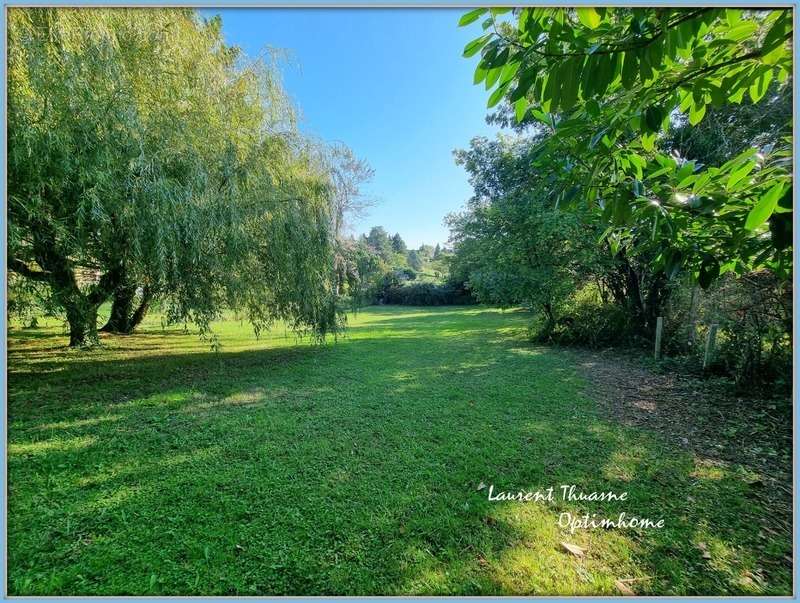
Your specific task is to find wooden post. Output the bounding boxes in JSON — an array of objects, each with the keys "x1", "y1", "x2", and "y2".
[
  {"x1": 654, "y1": 316, "x2": 663, "y2": 360},
  {"x1": 687, "y1": 286, "x2": 699, "y2": 347},
  {"x1": 703, "y1": 323, "x2": 718, "y2": 370}
]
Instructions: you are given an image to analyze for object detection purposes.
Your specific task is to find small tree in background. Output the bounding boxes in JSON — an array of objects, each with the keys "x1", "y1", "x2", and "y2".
[
  {"x1": 391, "y1": 233, "x2": 408, "y2": 254},
  {"x1": 407, "y1": 250, "x2": 424, "y2": 272}
]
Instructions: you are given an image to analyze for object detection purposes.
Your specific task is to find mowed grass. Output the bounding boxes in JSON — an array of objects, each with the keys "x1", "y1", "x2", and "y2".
[{"x1": 7, "y1": 306, "x2": 791, "y2": 595}]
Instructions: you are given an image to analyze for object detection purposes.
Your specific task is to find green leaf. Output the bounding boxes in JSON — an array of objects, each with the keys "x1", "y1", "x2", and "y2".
[
  {"x1": 530, "y1": 108, "x2": 551, "y2": 125},
  {"x1": 463, "y1": 34, "x2": 492, "y2": 58},
  {"x1": 729, "y1": 88, "x2": 746, "y2": 104},
  {"x1": 517, "y1": 8, "x2": 530, "y2": 33},
  {"x1": 589, "y1": 127, "x2": 608, "y2": 149},
  {"x1": 499, "y1": 61, "x2": 521, "y2": 85},
  {"x1": 721, "y1": 147, "x2": 757, "y2": 172},
  {"x1": 612, "y1": 192, "x2": 633, "y2": 225},
  {"x1": 577, "y1": 8, "x2": 602, "y2": 29},
  {"x1": 745, "y1": 184, "x2": 784, "y2": 230},
  {"x1": 593, "y1": 54, "x2": 615, "y2": 98},
  {"x1": 638, "y1": 46, "x2": 654, "y2": 82},
  {"x1": 749, "y1": 69, "x2": 773, "y2": 103},
  {"x1": 542, "y1": 63, "x2": 561, "y2": 112},
  {"x1": 692, "y1": 172, "x2": 711, "y2": 193},
  {"x1": 514, "y1": 97, "x2": 528, "y2": 123},
  {"x1": 762, "y1": 42, "x2": 786, "y2": 65},
  {"x1": 761, "y1": 10, "x2": 791, "y2": 54},
  {"x1": 459, "y1": 9, "x2": 488, "y2": 27},
  {"x1": 509, "y1": 66, "x2": 537, "y2": 102},
  {"x1": 581, "y1": 54, "x2": 599, "y2": 98},
  {"x1": 487, "y1": 81, "x2": 509, "y2": 108},
  {"x1": 676, "y1": 161, "x2": 695, "y2": 182},
  {"x1": 726, "y1": 21, "x2": 758, "y2": 42},
  {"x1": 662, "y1": 248, "x2": 684, "y2": 279},
  {"x1": 641, "y1": 132, "x2": 656, "y2": 152},
  {"x1": 585, "y1": 99, "x2": 600, "y2": 116},
  {"x1": 644, "y1": 105, "x2": 665, "y2": 133},
  {"x1": 698, "y1": 257, "x2": 720, "y2": 289},
  {"x1": 484, "y1": 66, "x2": 502, "y2": 90},
  {"x1": 628, "y1": 153, "x2": 645, "y2": 179},
  {"x1": 725, "y1": 8, "x2": 742, "y2": 27},
  {"x1": 485, "y1": 46, "x2": 510, "y2": 69},
  {"x1": 726, "y1": 161, "x2": 755, "y2": 191},
  {"x1": 621, "y1": 51, "x2": 638, "y2": 89},
  {"x1": 689, "y1": 101, "x2": 706, "y2": 125},
  {"x1": 558, "y1": 57, "x2": 583, "y2": 112}
]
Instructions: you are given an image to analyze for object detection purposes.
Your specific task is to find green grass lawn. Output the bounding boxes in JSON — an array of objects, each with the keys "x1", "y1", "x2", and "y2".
[{"x1": 7, "y1": 306, "x2": 791, "y2": 595}]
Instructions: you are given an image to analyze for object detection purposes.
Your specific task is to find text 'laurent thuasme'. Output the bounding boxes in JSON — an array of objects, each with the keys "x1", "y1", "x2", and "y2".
[{"x1": 486, "y1": 484, "x2": 665, "y2": 534}]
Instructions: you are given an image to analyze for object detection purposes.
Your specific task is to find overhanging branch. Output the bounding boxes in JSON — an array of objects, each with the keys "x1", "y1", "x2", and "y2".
[{"x1": 9, "y1": 258, "x2": 51, "y2": 282}]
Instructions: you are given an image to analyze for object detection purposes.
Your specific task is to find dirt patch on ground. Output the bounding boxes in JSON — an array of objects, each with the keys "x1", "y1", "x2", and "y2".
[{"x1": 573, "y1": 348, "x2": 792, "y2": 523}]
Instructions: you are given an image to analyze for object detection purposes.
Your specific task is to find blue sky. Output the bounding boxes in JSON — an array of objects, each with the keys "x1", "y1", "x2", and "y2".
[{"x1": 202, "y1": 8, "x2": 498, "y2": 248}]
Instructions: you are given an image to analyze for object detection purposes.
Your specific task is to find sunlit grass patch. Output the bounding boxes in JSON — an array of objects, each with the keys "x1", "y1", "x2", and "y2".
[
  {"x1": 9, "y1": 435, "x2": 97, "y2": 456},
  {"x1": 7, "y1": 306, "x2": 792, "y2": 595}
]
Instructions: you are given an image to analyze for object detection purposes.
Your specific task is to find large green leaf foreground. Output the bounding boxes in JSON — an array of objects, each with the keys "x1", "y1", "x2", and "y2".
[{"x1": 461, "y1": 8, "x2": 792, "y2": 285}]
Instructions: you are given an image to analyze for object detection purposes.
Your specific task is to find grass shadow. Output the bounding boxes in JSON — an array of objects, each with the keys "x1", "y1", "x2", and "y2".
[{"x1": 7, "y1": 307, "x2": 792, "y2": 595}]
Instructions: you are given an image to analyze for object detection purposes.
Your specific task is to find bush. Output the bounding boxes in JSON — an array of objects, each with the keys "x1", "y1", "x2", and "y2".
[
  {"x1": 529, "y1": 284, "x2": 635, "y2": 347},
  {"x1": 529, "y1": 274, "x2": 791, "y2": 393},
  {"x1": 381, "y1": 282, "x2": 476, "y2": 306},
  {"x1": 668, "y1": 272, "x2": 792, "y2": 392}
]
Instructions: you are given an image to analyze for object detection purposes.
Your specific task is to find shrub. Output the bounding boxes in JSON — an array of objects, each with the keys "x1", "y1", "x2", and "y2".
[
  {"x1": 677, "y1": 272, "x2": 791, "y2": 391},
  {"x1": 529, "y1": 284, "x2": 635, "y2": 347},
  {"x1": 381, "y1": 282, "x2": 475, "y2": 306},
  {"x1": 532, "y1": 274, "x2": 791, "y2": 393}
]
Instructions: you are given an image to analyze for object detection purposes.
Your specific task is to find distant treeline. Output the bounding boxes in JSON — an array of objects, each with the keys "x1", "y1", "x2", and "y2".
[{"x1": 381, "y1": 282, "x2": 476, "y2": 306}]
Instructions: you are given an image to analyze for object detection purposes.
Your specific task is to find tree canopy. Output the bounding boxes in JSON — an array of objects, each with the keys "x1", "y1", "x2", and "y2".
[
  {"x1": 460, "y1": 8, "x2": 793, "y2": 286},
  {"x1": 8, "y1": 8, "x2": 340, "y2": 345}
]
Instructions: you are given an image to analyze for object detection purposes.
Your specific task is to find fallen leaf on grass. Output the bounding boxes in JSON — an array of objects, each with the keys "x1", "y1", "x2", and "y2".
[
  {"x1": 560, "y1": 541, "x2": 585, "y2": 558},
  {"x1": 615, "y1": 579, "x2": 635, "y2": 595},
  {"x1": 697, "y1": 541, "x2": 712, "y2": 559},
  {"x1": 477, "y1": 481, "x2": 487, "y2": 491}
]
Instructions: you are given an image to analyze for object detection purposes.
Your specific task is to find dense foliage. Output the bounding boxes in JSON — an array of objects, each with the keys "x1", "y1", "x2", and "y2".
[
  {"x1": 382, "y1": 282, "x2": 474, "y2": 306},
  {"x1": 452, "y1": 7, "x2": 792, "y2": 386},
  {"x1": 461, "y1": 7, "x2": 792, "y2": 283},
  {"x1": 8, "y1": 8, "x2": 341, "y2": 346},
  {"x1": 449, "y1": 135, "x2": 605, "y2": 333},
  {"x1": 334, "y1": 227, "x2": 471, "y2": 306}
]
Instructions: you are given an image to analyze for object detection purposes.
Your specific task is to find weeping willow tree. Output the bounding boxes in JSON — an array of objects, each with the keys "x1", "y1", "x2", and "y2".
[{"x1": 8, "y1": 8, "x2": 340, "y2": 346}]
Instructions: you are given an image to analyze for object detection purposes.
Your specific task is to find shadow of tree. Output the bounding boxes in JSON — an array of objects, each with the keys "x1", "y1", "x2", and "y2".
[{"x1": 7, "y1": 307, "x2": 792, "y2": 595}]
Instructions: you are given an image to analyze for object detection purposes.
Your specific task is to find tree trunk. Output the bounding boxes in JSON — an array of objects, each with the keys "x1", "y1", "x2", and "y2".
[
  {"x1": 541, "y1": 302, "x2": 556, "y2": 339},
  {"x1": 12, "y1": 219, "x2": 120, "y2": 347},
  {"x1": 604, "y1": 250, "x2": 670, "y2": 339},
  {"x1": 66, "y1": 300, "x2": 99, "y2": 347},
  {"x1": 100, "y1": 284, "x2": 153, "y2": 334},
  {"x1": 100, "y1": 283, "x2": 136, "y2": 333},
  {"x1": 643, "y1": 272, "x2": 669, "y2": 335},
  {"x1": 129, "y1": 287, "x2": 152, "y2": 331}
]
